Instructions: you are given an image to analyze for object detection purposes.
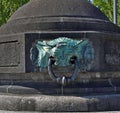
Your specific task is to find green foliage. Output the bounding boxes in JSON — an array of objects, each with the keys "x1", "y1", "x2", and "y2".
[
  {"x1": 93, "y1": 0, "x2": 120, "y2": 26},
  {"x1": 0, "y1": 0, "x2": 30, "y2": 26},
  {"x1": 118, "y1": 0, "x2": 120, "y2": 26}
]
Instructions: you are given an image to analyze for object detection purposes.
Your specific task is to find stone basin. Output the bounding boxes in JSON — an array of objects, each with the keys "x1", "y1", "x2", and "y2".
[{"x1": 0, "y1": 0, "x2": 120, "y2": 112}]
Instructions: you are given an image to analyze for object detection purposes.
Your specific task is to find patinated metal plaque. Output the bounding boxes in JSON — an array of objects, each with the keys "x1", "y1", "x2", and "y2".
[{"x1": 30, "y1": 37, "x2": 94, "y2": 71}]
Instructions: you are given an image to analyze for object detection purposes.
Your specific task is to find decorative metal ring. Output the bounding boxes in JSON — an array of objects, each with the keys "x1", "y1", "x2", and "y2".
[{"x1": 48, "y1": 57, "x2": 79, "y2": 86}]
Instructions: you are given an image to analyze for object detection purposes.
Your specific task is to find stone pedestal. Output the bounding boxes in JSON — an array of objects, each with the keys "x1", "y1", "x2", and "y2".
[
  {"x1": 0, "y1": 0, "x2": 120, "y2": 112},
  {"x1": 0, "y1": 32, "x2": 120, "y2": 73},
  {"x1": 0, "y1": 72, "x2": 119, "y2": 112}
]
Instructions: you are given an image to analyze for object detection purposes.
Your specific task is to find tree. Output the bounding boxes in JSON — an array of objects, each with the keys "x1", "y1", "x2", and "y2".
[
  {"x1": 93, "y1": 0, "x2": 120, "y2": 26},
  {"x1": 0, "y1": 0, "x2": 30, "y2": 26},
  {"x1": 118, "y1": 0, "x2": 120, "y2": 26}
]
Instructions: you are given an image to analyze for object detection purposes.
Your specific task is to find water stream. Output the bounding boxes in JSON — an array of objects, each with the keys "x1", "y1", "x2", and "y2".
[{"x1": 61, "y1": 84, "x2": 64, "y2": 95}]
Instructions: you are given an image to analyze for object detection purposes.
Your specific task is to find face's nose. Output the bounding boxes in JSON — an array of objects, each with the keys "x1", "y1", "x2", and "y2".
[{"x1": 54, "y1": 56, "x2": 70, "y2": 67}]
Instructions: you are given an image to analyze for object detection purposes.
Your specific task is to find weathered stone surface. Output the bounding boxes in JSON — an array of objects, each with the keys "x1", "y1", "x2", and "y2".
[
  {"x1": 0, "y1": 0, "x2": 120, "y2": 73},
  {"x1": 9, "y1": 0, "x2": 109, "y2": 21},
  {"x1": 0, "y1": 85, "x2": 39, "y2": 94},
  {"x1": 0, "y1": 94, "x2": 119, "y2": 112},
  {"x1": 0, "y1": 111, "x2": 119, "y2": 113},
  {"x1": 0, "y1": 72, "x2": 119, "y2": 95},
  {"x1": 0, "y1": 34, "x2": 25, "y2": 73},
  {"x1": 0, "y1": 0, "x2": 120, "y2": 35},
  {"x1": 1, "y1": 0, "x2": 119, "y2": 35},
  {"x1": 0, "y1": 0, "x2": 120, "y2": 112},
  {"x1": 0, "y1": 41, "x2": 19, "y2": 67},
  {"x1": 0, "y1": 31, "x2": 120, "y2": 73}
]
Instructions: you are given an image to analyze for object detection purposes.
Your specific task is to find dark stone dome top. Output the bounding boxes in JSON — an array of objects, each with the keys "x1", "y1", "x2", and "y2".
[
  {"x1": 9, "y1": 0, "x2": 109, "y2": 21},
  {"x1": 0, "y1": 0, "x2": 120, "y2": 34}
]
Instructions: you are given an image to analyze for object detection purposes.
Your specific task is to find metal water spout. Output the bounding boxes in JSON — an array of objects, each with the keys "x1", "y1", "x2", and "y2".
[{"x1": 62, "y1": 76, "x2": 67, "y2": 86}]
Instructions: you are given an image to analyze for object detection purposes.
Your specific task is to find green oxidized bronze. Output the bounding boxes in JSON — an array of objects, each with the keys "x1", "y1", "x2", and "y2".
[{"x1": 30, "y1": 37, "x2": 94, "y2": 71}]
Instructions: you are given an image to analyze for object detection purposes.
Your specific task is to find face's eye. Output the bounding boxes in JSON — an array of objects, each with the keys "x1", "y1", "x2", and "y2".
[
  {"x1": 70, "y1": 56, "x2": 77, "y2": 64},
  {"x1": 49, "y1": 56, "x2": 56, "y2": 64}
]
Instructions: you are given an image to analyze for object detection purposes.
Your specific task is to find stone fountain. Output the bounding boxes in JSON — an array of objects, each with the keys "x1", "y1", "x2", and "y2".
[{"x1": 0, "y1": 0, "x2": 120, "y2": 112}]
